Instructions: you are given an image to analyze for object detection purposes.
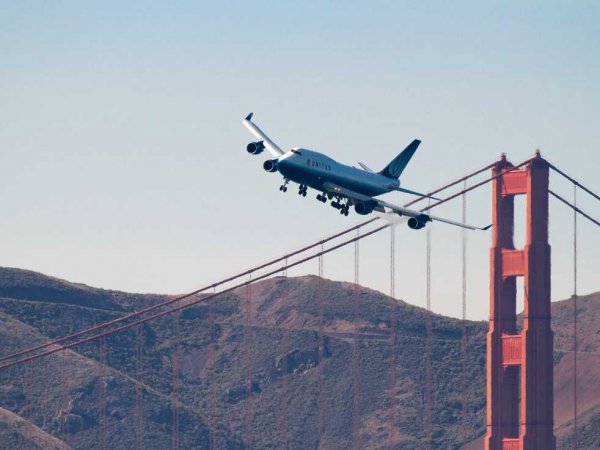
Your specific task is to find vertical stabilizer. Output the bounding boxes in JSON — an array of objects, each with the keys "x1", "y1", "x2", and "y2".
[{"x1": 378, "y1": 139, "x2": 421, "y2": 179}]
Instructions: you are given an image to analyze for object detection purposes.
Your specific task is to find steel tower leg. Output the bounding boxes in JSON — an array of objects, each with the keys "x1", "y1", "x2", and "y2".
[{"x1": 485, "y1": 153, "x2": 556, "y2": 450}]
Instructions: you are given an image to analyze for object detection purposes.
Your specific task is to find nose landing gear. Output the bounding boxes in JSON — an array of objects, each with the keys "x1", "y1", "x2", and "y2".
[{"x1": 279, "y1": 178, "x2": 290, "y2": 192}]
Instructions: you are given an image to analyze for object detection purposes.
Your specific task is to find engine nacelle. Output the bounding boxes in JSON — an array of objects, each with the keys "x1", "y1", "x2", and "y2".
[
  {"x1": 247, "y1": 141, "x2": 265, "y2": 155},
  {"x1": 354, "y1": 200, "x2": 377, "y2": 215},
  {"x1": 407, "y1": 214, "x2": 430, "y2": 230},
  {"x1": 263, "y1": 159, "x2": 278, "y2": 173}
]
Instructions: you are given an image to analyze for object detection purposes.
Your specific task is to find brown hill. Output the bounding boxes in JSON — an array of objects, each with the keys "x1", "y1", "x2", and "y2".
[
  {"x1": 0, "y1": 407, "x2": 70, "y2": 450},
  {"x1": 0, "y1": 267, "x2": 598, "y2": 449}
]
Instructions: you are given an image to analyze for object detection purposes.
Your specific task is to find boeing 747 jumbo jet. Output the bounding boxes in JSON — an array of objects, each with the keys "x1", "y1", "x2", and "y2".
[{"x1": 243, "y1": 113, "x2": 490, "y2": 231}]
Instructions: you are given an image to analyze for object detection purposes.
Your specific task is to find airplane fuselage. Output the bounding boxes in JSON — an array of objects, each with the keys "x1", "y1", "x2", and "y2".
[{"x1": 275, "y1": 148, "x2": 399, "y2": 197}]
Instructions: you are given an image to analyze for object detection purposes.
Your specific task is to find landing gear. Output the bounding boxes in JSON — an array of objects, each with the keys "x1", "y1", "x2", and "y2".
[
  {"x1": 330, "y1": 198, "x2": 349, "y2": 216},
  {"x1": 316, "y1": 194, "x2": 327, "y2": 203},
  {"x1": 279, "y1": 178, "x2": 289, "y2": 192},
  {"x1": 298, "y1": 184, "x2": 308, "y2": 197}
]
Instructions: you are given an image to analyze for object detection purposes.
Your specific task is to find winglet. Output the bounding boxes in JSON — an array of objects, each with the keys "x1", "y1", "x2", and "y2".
[
  {"x1": 482, "y1": 224, "x2": 493, "y2": 231},
  {"x1": 245, "y1": 112, "x2": 254, "y2": 121}
]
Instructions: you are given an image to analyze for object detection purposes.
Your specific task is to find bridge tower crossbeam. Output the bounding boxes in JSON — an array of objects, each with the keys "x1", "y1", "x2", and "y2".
[{"x1": 485, "y1": 152, "x2": 556, "y2": 450}]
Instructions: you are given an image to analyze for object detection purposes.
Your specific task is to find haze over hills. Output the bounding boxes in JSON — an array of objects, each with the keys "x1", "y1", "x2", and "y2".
[{"x1": 0, "y1": 267, "x2": 598, "y2": 449}]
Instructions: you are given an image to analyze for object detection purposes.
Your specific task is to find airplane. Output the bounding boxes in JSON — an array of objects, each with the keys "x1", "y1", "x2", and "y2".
[{"x1": 243, "y1": 113, "x2": 490, "y2": 231}]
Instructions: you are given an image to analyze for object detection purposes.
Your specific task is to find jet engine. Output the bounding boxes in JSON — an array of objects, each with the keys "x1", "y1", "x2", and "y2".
[
  {"x1": 354, "y1": 200, "x2": 377, "y2": 215},
  {"x1": 407, "y1": 214, "x2": 430, "y2": 230},
  {"x1": 263, "y1": 159, "x2": 278, "y2": 173},
  {"x1": 247, "y1": 141, "x2": 265, "y2": 155}
]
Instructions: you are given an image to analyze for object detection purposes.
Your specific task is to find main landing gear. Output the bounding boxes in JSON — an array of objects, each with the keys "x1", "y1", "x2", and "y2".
[
  {"x1": 279, "y1": 178, "x2": 290, "y2": 192},
  {"x1": 316, "y1": 194, "x2": 327, "y2": 203},
  {"x1": 330, "y1": 199, "x2": 349, "y2": 216},
  {"x1": 298, "y1": 184, "x2": 308, "y2": 197}
]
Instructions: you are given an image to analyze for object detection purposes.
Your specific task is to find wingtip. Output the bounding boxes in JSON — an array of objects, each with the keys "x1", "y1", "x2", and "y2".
[
  {"x1": 245, "y1": 112, "x2": 253, "y2": 121},
  {"x1": 482, "y1": 224, "x2": 493, "y2": 231}
]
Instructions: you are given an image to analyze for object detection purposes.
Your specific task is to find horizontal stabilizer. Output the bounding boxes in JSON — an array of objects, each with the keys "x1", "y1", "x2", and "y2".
[{"x1": 358, "y1": 162, "x2": 375, "y2": 173}]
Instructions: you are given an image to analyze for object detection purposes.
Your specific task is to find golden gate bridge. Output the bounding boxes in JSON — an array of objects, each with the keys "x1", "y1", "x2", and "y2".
[{"x1": 1, "y1": 153, "x2": 598, "y2": 450}]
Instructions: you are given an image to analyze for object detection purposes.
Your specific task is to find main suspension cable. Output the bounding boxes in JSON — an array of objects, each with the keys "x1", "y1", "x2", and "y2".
[
  {"x1": 548, "y1": 190, "x2": 600, "y2": 228},
  {"x1": 0, "y1": 217, "x2": 377, "y2": 364},
  {"x1": 0, "y1": 158, "x2": 506, "y2": 369},
  {"x1": 548, "y1": 163, "x2": 600, "y2": 202},
  {"x1": 0, "y1": 224, "x2": 388, "y2": 370}
]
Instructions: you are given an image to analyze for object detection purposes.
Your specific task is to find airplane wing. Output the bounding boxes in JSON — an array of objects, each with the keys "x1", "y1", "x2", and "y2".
[
  {"x1": 322, "y1": 182, "x2": 490, "y2": 231},
  {"x1": 242, "y1": 113, "x2": 284, "y2": 157}
]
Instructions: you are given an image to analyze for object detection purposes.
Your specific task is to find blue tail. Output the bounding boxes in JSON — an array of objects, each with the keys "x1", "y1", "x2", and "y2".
[{"x1": 379, "y1": 139, "x2": 421, "y2": 179}]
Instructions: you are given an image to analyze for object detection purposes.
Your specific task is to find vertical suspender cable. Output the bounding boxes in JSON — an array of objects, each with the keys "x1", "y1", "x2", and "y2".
[
  {"x1": 280, "y1": 260, "x2": 289, "y2": 450},
  {"x1": 23, "y1": 361, "x2": 32, "y2": 421},
  {"x1": 98, "y1": 336, "x2": 107, "y2": 450},
  {"x1": 461, "y1": 181, "x2": 468, "y2": 446},
  {"x1": 424, "y1": 210, "x2": 432, "y2": 450},
  {"x1": 209, "y1": 287, "x2": 216, "y2": 450},
  {"x1": 245, "y1": 273, "x2": 253, "y2": 450},
  {"x1": 318, "y1": 246, "x2": 325, "y2": 448},
  {"x1": 136, "y1": 324, "x2": 144, "y2": 450},
  {"x1": 353, "y1": 229, "x2": 361, "y2": 450},
  {"x1": 60, "y1": 351, "x2": 69, "y2": 445},
  {"x1": 573, "y1": 184, "x2": 578, "y2": 450},
  {"x1": 172, "y1": 311, "x2": 180, "y2": 450},
  {"x1": 388, "y1": 226, "x2": 397, "y2": 449}
]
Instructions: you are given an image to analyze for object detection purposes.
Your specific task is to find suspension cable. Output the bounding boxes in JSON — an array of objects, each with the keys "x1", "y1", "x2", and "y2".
[
  {"x1": 1, "y1": 159, "x2": 502, "y2": 365},
  {"x1": 318, "y1": 245, "x2": 325, "y2": 448},
  {"x1": 420, "y1": 158, "x2": 534, "y2": 213},
  {"x1": 279, "y1": 260, "x2": 289, "y2": 450},
  {"x1": 461, "y1": 180, "x2": 468, "y2": 446},
  {"x1": 208, "y1": 287, "x2": 217, "y2": 450},
  {"x1": 353, "y1": 229, "x2": 361, "y2": 450},
  {"x1": 172, "y1": 311, "x2": 181, "y2": 450},
  {"x1": 548, "y1": 163, "x2": 600, "y2": 202},
  {"x1": 388, "y1": 226, "x2": 397, "y2": 449},
  {"x1": 244, "y1": 273, "x2": 254, "y2": 450},
  {"x1": 404, "y1": 161, "x2": 496, "y2": 208},
  {"x1": 135, "y1": 324, "x2": 144, "y2": 450},
  {"x1": 0, "y1": 223, "x2": 387, "y2": 371},
  {"x1": 424, "y1": 201, "x2": 432, "y2": 450},
  {"x1": 1, "y1": 157, "x2": 514, "y2": 370},
  {"x1": 0, "y1": 218, "x2": 377, "y2": 364},
  {"x1": 548, "y1": 190, "x2": 600, "y2": 228}
]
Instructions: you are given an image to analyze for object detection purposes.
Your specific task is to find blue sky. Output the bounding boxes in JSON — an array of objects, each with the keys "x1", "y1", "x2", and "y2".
[{"x1": 1, "y1": 1, "x2": 599, "y2": 319}]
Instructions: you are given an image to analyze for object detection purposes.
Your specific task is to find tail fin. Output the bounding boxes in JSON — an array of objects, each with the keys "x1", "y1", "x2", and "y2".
[{"x1": 378, "y1": 139, "x2": 421, "y2": 179}]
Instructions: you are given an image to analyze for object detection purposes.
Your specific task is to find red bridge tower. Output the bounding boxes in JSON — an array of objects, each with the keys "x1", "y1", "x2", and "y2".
[{"x1": 485, "y1": 152, "x2": 556, "y2": 450}]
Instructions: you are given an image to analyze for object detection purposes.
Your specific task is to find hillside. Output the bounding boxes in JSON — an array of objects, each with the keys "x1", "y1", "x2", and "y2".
[{"x1": 0, "y1": 267, "x2": 598, "y2": 449}]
